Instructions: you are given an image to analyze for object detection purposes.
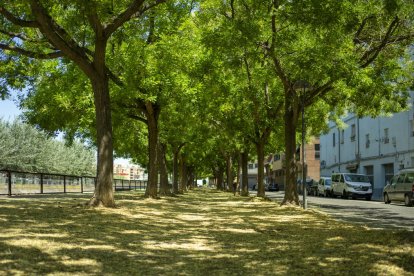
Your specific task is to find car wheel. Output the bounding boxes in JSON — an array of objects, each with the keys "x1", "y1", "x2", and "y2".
[
  {"x1": 384, "y1": 193, "x2": 390, "y2": 204},
  {"x1": 365, "y1": 196, "x2": 371, "y2": 201},
  {"x1": 404, "y1": 195, "x2": 413, "y2": 207},
  {"x1": 342, "y1": 190, "x2": 348, "y2": 199}
]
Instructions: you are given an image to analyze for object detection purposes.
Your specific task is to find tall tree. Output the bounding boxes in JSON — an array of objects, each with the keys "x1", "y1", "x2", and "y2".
[{"x1": 0, "y1": 1, "x2": 167, "y2": 207}]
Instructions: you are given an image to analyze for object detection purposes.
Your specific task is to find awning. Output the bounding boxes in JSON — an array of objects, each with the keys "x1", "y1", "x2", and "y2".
[{"x1": 346, "y1": 163, "x2": 359, "y2": 170}]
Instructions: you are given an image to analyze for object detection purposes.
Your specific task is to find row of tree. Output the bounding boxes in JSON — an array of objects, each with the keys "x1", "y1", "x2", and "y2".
[
  {"x1": 0, "y1": 119, "x2": 95, "y2": 175},
  {"x1": 1, "y1": 0, "x2": 413, "y2": 207}
]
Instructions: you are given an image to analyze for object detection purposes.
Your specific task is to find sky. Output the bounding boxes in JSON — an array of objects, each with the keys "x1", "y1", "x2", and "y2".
[
  {"x1": 0, "y1": 97, "x2": 132, "y2": 166},
  {"x1": 0, "y1": 98, "x2": 21, "y2": 121}
]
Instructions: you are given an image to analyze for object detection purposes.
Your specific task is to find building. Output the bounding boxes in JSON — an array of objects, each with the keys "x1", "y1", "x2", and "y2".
[
  {"x1": 242, "y1": 137, "x2": 321, "y2": 191},
  {"x1": 268, "y1": 137, "x2": 320, "y2": 190},
  {"x1": 114, "y1": 163, "x2": 146, "y2": 180},
  {"x1": 320, "y1": 93, "x2": 414, "y2": 200}
]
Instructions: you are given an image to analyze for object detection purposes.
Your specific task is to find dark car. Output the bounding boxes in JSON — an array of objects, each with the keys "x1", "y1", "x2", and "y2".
[
  {"x1": 297, "y1": 179, "x2": 318, "y2": 196},
  {"x1": 267, "y1": 183, "x2": 280, "y2": 192}
]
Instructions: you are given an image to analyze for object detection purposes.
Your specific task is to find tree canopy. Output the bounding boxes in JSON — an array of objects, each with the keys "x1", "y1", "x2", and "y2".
[{"x1": 1, "y1": 0, "x2": 413, "y2": 206}]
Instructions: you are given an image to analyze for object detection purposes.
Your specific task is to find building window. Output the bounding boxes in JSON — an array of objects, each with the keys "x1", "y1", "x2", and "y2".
[
  {"x1": 340, "y1": 129, "x2": 344, "y2": 144},
  {"x1": 333, "y1": 133, "x2": 336, "y2": 147},
  {"x1": 351, "y1": 124, "x2": 356, "y2": 142},
  {"x1": 384, "y1": 128, "x2": 389, "y2": 144},
  {"x1": 365, "y1": 134, "x2": 370, "y2": 148},
  {"x1": 248, "y1": 164, "x2": 253, "y2": 169},
  {"x1": 274, "y1": 154, "x2": 280, "y2": 161},
  {"x1": 255, "y1": 163, "x2": 258, "y2": 168},
  {"x1": 314, "y1": 144, "x2": 320, "y2": 159}
]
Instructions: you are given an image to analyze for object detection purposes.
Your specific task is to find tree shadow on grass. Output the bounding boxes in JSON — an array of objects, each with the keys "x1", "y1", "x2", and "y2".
[{"x1": 0, "y1": 189, "x2": 413, "y2": 275}]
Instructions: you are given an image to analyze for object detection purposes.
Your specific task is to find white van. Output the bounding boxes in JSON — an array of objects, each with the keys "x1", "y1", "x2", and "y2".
[{"x1": 331, "y1": 173, "x2": 372, "y2": 200}]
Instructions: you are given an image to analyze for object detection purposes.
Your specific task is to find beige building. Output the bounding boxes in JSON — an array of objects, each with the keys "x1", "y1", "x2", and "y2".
[
  {"x1": 114, "y1": 163, "x2": 146, "y2": 180},
  {"x1": 266, "y1": 137, "x2": 320, "y2": 190}
]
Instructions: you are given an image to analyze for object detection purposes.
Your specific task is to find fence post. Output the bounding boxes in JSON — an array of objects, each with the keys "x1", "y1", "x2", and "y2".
[
  {"x1": 7, "y1": 171, "x2": 12, "y2": 197},
  {"x1": 81, "y1": 177, "x2": 84, "y2": 193},
  {"x1": 64, "y1": 175, "x2": 66, "y2": 193},
  {"x1": 129, "y1": 179, "x2": 131, "y2": 190},
  {"x1": 40, "y1": 173, "x2": 44, "y2": 194}
]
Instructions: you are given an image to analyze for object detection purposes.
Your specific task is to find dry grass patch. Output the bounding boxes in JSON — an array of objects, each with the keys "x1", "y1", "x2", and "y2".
[{"x1": 0, "y1": 189, "x2": 413, "y2": 275}]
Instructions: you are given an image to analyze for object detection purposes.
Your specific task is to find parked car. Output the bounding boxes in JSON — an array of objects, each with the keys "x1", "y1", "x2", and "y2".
[
  {"x1": 267, "y1": 183, "x2": 280, "y2": 192},
  {"x1": 297, "y1": 179, "x2": 318, "y2": 196},
  {"x1": 383, "y1": 168, "x2": 414, "y2": 207},
  {"x1": 331, "y1": 173, "x2": 372, "y2": 200},
  {"x1": 317, "y1": 177, "x2": 332, "y2": 197}
]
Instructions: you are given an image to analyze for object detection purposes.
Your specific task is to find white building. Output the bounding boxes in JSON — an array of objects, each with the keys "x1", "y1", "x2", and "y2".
[{"x1": 320, "y1": 93, "x2": 414, "y2": 200}]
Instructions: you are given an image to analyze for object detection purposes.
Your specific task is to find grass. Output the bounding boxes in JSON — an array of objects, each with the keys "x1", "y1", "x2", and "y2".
[{"x1": 0, "y1": 189, "x2": 413, "y2": 276}]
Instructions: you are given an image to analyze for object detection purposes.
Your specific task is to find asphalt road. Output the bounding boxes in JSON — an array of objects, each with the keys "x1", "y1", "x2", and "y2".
[{"x1": 262, "y1": 191, "x2": 414, "y2": 231}]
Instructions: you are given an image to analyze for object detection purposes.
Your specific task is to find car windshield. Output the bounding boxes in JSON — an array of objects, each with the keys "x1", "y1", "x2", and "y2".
[
  {"x1": 325, "y1": 179, "x2": 332, "y2": 186},
  {"x1": 344, "y1": 174, "x2": 370, "y2": 183}
]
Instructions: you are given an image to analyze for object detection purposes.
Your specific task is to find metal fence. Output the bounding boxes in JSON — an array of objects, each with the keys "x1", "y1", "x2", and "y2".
[{"x1": 0, "y1": 170, "x2": 147, "y2": 196}]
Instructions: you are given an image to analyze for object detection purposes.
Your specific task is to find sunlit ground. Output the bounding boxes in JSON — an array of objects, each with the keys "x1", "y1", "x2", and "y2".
[{"x1": 0, "y1": 189, "x2": 413, "y2": 275}]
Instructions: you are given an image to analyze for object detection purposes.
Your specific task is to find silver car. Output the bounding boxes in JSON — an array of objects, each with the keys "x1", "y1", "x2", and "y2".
[
  {"x1": 317, "y1": 177, "x2": 332, "y2": 197},
  {"x1": 383, "y1": 168, "x2": 414, "y2": 207}
]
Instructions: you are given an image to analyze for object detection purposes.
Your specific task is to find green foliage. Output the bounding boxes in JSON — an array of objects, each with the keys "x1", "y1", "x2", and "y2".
[{"x1": 0, "y1": 119, "x2": 96, "y2": 175}]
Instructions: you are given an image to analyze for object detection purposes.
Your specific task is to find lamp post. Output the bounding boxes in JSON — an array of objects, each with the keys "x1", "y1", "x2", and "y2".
[{"x1": 294, "y1": 80, "x2": 310, "y2": 209}]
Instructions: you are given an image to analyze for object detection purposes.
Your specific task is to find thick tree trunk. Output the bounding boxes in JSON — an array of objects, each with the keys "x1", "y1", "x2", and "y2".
[
  {"x1": 281, "y1": 98, "x2": 300, "y2": 206},
  {"x1": 145, "y1": 102, "x2": 159, "y2": 198},
  {"x1": 88, "y1": 74, "x2": 115, "y2": 207},
  {"x1": 158, "y1": 143, "x2": 171, "y2": 196},
  {"x1": 226, "y1": 154, "x2": 233, "y2": 192},
  {"x1": 241, "y1": 151, "x2": 249, "y2": 196},
  {"x1": 256, "y1": 140, "x2": 266, "y2": 198}
]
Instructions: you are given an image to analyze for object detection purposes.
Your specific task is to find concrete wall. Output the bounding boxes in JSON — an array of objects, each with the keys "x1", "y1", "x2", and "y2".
[{"x1": 320, "y1": 92, "x2": 414, "y2": 200}]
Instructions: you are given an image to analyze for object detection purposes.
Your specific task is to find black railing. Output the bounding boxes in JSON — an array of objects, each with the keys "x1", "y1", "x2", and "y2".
[{"x1": 0, "y1": 170, "x2": 147, "y2": 196}]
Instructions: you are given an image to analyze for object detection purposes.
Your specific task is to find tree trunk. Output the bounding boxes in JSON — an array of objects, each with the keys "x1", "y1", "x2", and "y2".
[
  {"x1": 179, "y1": 154, "x2": 187, "y2": 193},
  {"x1": 88, "y1": 73, "x2": 115, "y2": 207},
  {"x1": 188, "y1": 166, "x2": 194, "y2": 190},
  {"x1": 256, "y1": 140, "x2": 266, "y2": 198},
  {"x1": 226, "y1": 154, "x2": 233, "y2": 192},
  {"x1": 234, "y1": 152, "x2": 241, "y2": 196},
  {"x1": 158, "y1": 142, "x2": 171, "y2": 196},
  {"x1": 241, "y1": 151, "x2": 249, "y2": 196},
  {"x1": 281, "y1": 97, "x2": 300, "y2": 206},
  {"x1": 216, "y1": 166, "x2": 224, "y2": 191},
  {"x1": 172, "y1": 149, "x2": 180, "y2": 194},
  {"x1": 145, "y1": 102, "x2": 159, "y2": 198}
]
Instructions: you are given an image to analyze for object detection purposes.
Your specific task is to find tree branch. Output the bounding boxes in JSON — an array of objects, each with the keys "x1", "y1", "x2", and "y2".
[
  {"x1": 359, "y1": 16, "x2": 400, "y2": 68},
  {"x1": 0, "y1": 43, "x2": 63, "y2": 59},
  {"x1": 0, "y1": 6, "x2": 39, "y2": 27},
  {"x1": 29, "y1": 0, "x2": 94, "y2": 75},
  {"x1": 0, "y1": 28, "x2": 44, "y2": 43},
  {"x1": 104, "y1": 0, "x2": 167, "y2": 39}
]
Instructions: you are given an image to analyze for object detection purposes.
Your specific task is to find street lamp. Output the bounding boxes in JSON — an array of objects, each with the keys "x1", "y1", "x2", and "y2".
[{"x1": 294, "y1": 80, "x2": 310, "y2": 209}]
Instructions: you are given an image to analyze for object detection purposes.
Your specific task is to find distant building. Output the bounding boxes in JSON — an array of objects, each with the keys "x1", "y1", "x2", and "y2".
[
  {"x1": 244, "y1": 137, "x2": 320, "y2": 191},
  {"x1": 114, "y1": 163, "x2": 146, "y2": 180},
  {"x1": 320, "y1": 92, "x2": 414, "y2": 199},
  {"x1": 268, "y1": 137, "x2": 320, "y2": 190}
]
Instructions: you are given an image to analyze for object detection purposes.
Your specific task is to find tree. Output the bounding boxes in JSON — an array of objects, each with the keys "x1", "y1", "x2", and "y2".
[
  {"x1": 0, "y1": 119, "x2": 95, "y2": 175},
  {"x1": 0, "y1": 0, "x2": 167, "y2": 207},
  {"x1": 198, "y1": 1, "x2": 285, "y2": 197},
  {"x1": 198, "y1": 0, "x2": 414, "y2": 205},
  {"x1": 261, "y1": 0, "x2": 414, "y2": 205}
]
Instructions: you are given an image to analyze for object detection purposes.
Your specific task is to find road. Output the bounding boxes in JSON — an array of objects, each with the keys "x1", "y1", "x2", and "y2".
[{"x1": 263, "y1": 191, "x2": 414, "y2": 231}]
